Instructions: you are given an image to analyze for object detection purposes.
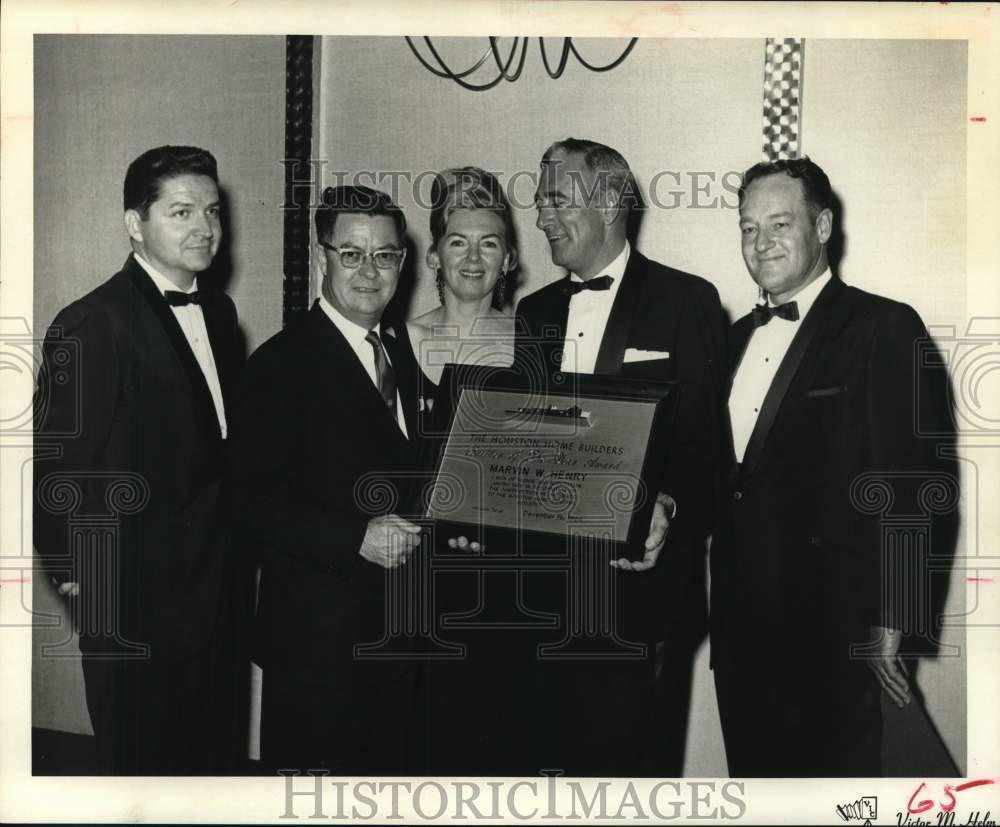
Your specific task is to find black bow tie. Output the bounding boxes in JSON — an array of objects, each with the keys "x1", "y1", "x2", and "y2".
[
  {"x1": 164, "y1": 290, "x2": 201, "y2": 307},
  {"x1": 752, "y1": 301, "x2": 799, "y2": 327},
  {"x1": 563, "y1": 275, "x2": 614, "y2": 296}
]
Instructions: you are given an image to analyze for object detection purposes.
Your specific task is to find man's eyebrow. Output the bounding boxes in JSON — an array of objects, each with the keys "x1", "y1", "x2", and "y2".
[
  {"x1": 335, "y1": 242, "x2": 401, "y2": 251},
  {"x1": 166, "y1": 197, "x2": 220, "y2": 208},
  {"x1": 739, "y1": 210, "x2": 793, "y2": 223}
]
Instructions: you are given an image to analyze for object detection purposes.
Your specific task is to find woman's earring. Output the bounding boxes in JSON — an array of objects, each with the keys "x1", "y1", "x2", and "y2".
[{"x1": 494, "y1": 268, "x2": 507, "y2": 308}]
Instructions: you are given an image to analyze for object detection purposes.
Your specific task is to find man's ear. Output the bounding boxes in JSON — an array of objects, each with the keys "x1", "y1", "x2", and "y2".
[
  {"x1": 123, "y1": 209, "x2": 144, "y2": 243},
  {"x1": 816, "y1": 208, "x2": 833, "y2": 244},
  {"x1": 602, "y1": 188, "x2": 623, "y2": 227},
  {"x1": 316, "y1": 243, "x2": 328, "y2": 279}
]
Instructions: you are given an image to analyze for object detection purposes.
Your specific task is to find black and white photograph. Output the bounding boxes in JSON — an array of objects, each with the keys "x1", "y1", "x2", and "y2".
[{"x1": 2, "y1": 1, "x2": 998, "y2": 823}]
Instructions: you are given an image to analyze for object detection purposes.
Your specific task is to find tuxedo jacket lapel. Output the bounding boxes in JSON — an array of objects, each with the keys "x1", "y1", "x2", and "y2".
[
  {"x1": 307, "y1": 305, "x2": 410, "y2": 449},
  {"x1": 724, "y1": 317, "x2": 755, "y2": 473},
  {"x1": 738, "y1": 277, "x2": 846, "y2": 480},
  {"x1": 593, "y1": 251, "x2": 646, "y2": 376},
  {"x1": 728, "y1": 317, "x2": 755, "y2": 386},
  {"x1": 539, "y1": 282, "x2": 572, "y2": 373},
  {"x1": 125, "y1": 257, "x2": 223, "y2": 442}
]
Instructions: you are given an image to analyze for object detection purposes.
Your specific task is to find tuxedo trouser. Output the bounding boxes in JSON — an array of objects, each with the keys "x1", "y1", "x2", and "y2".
[
  {"x1": 712, "y1": 635, "x2": 882, "y2": 777},
  {"x1": 512, "y1": 561, "x2": 699, "y2": 777},
  {"x1": 522, "y1": 636, "x2": 697, "y2": 778},
  {"x1": 525, "y1": 647, "x2": 657, "y2": 778},
  {"x1": 80, "y1": 598, "x2": 248, "y2": 775},
  {"x1": 260, "y1": 664, "x2": 420, "y2": 776},
  {"x1": 647, "y1": 637, "x2": 698, "y2": 777},
  {"x1": 416, "y1": 563, "x2": 694, "y2": 777}
]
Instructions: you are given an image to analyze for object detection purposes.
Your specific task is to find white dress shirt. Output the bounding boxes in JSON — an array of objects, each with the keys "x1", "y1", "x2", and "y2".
[
  {"x1": 728, "y1": 270, "x2": 832, "y2": 462},
  {"x1": 318, "y1": 296, "x2": 408, "y2": 437},
  {"x1": 135, "y1": 254, "x2": 228, "y2": 439},
  {"x1": 560, "y1": 241, "x2": 630, "y2": 374}
]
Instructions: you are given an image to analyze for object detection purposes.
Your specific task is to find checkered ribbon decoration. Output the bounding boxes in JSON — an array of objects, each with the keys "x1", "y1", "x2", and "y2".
[{"x1": 761, "y1": 38, "x2": 803, "y2": 161}]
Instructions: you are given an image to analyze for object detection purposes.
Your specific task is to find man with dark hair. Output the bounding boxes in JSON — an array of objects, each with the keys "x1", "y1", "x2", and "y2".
[
  {"x1": 228, "y1": 185, "x2": 422, "y2": 773},
  {"x1": 33, "y1": 145, "x2": 247, "y2": 774},
  {"x1": 712, "y1": 156, "x2": 954, "y2": 775},
  {"x1": 739, "y1": 156, "x2": 835, "y2": 218},
  {"x1": 514, "y1": 137, "x2": 727, "y2": 776},
  {"x1": 123, "y1": 145, "x2": 221, "y2": 216}
]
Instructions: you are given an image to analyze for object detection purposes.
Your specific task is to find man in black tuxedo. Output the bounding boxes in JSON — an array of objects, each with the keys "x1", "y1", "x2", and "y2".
[
  {"x1": 513, "y1": 138, "x2": 727, "y2": 775},
  {"x1": 712, "y1": 157, "x2": 955, "y2": 776},
  {"x1": 228, "y1": 185, "x2": 423, "y2": 774},
  {"x1": 33, "y1": 145, "x2": 247, "y2": 774}
]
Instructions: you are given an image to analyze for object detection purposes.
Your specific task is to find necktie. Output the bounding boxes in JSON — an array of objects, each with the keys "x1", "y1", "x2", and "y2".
[
  {"x1": 165, "y1": 290, "x2": 201, "y2": 307},
  {"x1": 365, "y1": 330, "x2": 397, "y2": 414},
  {"x1": 751, "y1": 301, "x2": 799, "y2": 327},
  {"x1": 562, "y1": 275, "x2": 614, "y2": 296}
]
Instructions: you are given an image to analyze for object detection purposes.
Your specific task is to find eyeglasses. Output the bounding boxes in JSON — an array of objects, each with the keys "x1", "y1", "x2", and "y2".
[{"x1": 319, "y1": 242, "x2": 405, "y2": 270}]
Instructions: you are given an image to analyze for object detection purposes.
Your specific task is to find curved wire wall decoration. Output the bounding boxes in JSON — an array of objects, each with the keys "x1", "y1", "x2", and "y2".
[{"x1": 404, "y1": 36, "x2": 639, "y2": 92}]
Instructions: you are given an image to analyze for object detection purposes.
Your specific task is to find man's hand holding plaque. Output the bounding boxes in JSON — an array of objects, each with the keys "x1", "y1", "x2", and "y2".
[
  {"x1": 446, "y1": 535, "x2": 483, "y2": 553},
  {"x1": 610, "y1": 491, "x2": 676, "y2": 571},
  {"x1": 359, "y1": 514, "x2": 423, "y2": 569}
]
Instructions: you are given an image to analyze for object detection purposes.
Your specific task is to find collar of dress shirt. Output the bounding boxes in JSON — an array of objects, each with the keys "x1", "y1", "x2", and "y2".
[
  {"x1": 568, "y1": 240, "x2": 631, "y2": 295},
  {"x1": 134, "y1": 253, "x2": 200, "y2": 297},
  {"x1": 764, "y1": 267, "x2": 831, "y2": 319},
  {"x1": 317, "y1": 294, "x2": 383, "y2": 352}
]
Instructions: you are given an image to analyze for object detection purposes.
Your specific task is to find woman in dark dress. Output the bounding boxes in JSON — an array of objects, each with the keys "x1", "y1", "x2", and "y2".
[{"x1": 395, "y1": 167, "x2": 531, "y2": 775}]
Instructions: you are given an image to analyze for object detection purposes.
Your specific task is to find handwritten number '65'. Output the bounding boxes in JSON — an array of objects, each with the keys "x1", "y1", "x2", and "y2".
[{"x1": 908, "y1": 779, "x2": 995, "y2": 815}]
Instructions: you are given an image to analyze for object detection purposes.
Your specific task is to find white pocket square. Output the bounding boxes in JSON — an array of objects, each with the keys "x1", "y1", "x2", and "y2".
[{"x1": 624, "y1": 348, "x2": 670, "y2": 363}]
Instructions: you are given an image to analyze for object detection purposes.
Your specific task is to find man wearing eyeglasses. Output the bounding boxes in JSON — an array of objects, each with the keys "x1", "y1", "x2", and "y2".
[{"x1": 228, "y1": 184, "x2": 423, "y2": 774}]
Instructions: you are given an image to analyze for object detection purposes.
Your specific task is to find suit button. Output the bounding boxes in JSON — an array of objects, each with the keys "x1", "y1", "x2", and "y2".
[{"x1": 733, "y1": 491, "x2": 743, "y2": 501}]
